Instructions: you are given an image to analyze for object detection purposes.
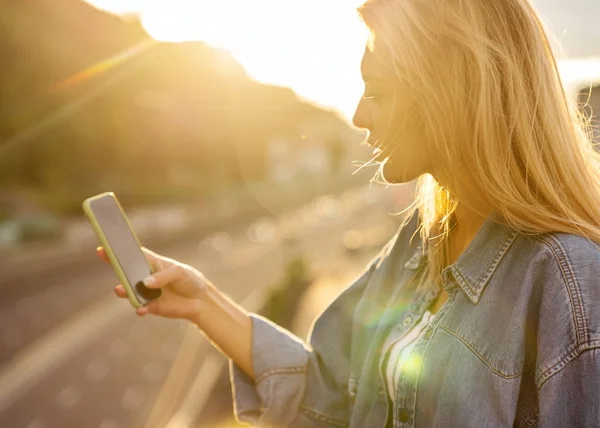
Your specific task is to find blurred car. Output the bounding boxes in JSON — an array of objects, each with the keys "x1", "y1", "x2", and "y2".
[{"x1": 0, "y1": 213, "x2": 63, "y2": 247}]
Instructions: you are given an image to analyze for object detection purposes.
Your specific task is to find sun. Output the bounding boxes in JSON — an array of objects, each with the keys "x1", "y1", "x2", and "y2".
[{"x1": 85, "y1": 0, "x2": 369, "y2": 121}]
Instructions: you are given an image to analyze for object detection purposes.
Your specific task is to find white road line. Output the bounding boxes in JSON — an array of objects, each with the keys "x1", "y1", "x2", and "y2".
[
  {"x1": 160, "y1": 287, "x2": 269, "y2": 428},
  {"x1": 0, "y1": 246, "x2": 276, "y2": 421},
  {"x1": 165, "y1": 354, "x2": 226, "y2": 428},
  {"x1": 139, "y1": 324, "x2": 208, "y2": 428},
  {"x1": 0, "y1": 295, "x2": 131, "y2": 415}
]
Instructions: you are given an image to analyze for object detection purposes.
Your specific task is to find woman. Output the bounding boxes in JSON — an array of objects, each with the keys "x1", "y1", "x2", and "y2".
[{"x1": 101, "y1": 0, "x2": 600, "y2": 426}]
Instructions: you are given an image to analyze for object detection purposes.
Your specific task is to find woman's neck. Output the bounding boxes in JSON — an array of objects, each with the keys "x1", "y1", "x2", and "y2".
[{"x1": 446, "y1": 203, "x2": 490, "y2": 266}]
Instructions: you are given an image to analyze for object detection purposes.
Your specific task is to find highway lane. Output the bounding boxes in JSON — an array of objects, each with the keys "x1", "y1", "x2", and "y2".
[{"x1": 0, "y1": 184, "x2": 411, "y2": 428}]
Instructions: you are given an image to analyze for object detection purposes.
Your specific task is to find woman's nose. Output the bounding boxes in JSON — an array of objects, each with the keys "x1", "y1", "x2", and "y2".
[{"x1": 352, "y1": 101, "x2": 372, "y2": 131}]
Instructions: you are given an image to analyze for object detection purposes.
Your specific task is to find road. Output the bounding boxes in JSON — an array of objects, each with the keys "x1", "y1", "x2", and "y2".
[{"x1": 0, "y1": 184, "x2": 412, "y2": 428}]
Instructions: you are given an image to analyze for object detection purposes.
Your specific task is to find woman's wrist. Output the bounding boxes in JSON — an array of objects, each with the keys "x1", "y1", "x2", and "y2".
[
  {"x1": 189, "y1": 282, "x2": 218, "y2": 327},
  {"x1": 186, "y1": 281, "x2": 255, "y2": 378}
]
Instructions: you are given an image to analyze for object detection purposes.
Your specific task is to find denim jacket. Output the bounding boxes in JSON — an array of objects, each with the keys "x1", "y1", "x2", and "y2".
[{"x1": 229, "y1": 211, "x2": 600, "y2": 427}]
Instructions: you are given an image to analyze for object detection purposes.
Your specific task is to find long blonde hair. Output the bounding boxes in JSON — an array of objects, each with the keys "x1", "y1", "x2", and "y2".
[{"x1": 358, "y1": 0, "x2": 600, "y2": 290}]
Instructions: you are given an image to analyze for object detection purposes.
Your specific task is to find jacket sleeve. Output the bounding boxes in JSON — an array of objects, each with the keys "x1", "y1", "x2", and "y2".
[
  {"x1": 229, "y1": 256, "x2": 380, "y2": 427},
  {"x1": 538, "y1": 347, "x2": 600, "y2": 427}
]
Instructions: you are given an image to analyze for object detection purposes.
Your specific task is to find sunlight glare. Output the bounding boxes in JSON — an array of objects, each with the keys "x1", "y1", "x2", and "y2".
[
  {"x1": 138, "y1": 0, "x2": 368, "y2": 120},
  {"x1": 84, "y1": 0, "x2": 600, "y2": 121}
]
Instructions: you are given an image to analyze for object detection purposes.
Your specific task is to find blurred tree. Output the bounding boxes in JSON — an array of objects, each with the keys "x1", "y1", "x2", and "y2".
[{"x1": 0, "y1": 0, "x2": 355, "y2": 217}]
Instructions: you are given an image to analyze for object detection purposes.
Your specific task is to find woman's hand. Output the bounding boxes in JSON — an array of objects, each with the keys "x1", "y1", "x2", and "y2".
[{"x1": 97, "y1": 246, "x2": 213, "y2": 321}]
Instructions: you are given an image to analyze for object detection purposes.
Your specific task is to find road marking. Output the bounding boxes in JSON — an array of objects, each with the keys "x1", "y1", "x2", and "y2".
[
  {"x1": 0, "y1": 295, "x2": 130, "y2": 415},
  {"x1": 0, "y1": 195, "x2": 395, "y2": 423},
  {"x1": 159, "y1": 287, "x2": 270, "y2": 428},
  {"x1": 0, "y1": 238, "x2": 276, "y2": 420},
  {"x1": 140, "y1": 324, "x2": 208, "y2": 428},
  {"x1": 165, "y1": 354, "x2": 226, "y2": 428}
]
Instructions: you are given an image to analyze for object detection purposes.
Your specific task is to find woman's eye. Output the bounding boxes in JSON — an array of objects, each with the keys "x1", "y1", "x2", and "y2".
[{"x1": 363, "y1": 93, "x2": 381, "y2": 101}]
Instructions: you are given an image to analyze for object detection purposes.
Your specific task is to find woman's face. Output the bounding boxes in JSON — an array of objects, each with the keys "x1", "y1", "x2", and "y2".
[{"x1": 352, "y1": 46, "x2": 434, "y2": 184}]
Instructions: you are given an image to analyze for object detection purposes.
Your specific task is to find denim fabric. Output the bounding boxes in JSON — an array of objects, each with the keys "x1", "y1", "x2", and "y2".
[{"x1": 229, "y1": 211, "x2": 600, "y2": 427}]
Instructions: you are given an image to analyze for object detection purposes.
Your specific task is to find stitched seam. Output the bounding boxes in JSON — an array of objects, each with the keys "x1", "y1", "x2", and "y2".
[
  {"x1": 475, "y1": 230, "x2": 519, "y2": 291},
  {"x1": 532, "y1": 236, "x2": 587, "y2": 346},
  {"x1": 537, "y1": 343, "x2": 600, "y2": 388},
  {"x1": 546, "y1": 235, "x2": 588, "y2": 343},
  {"x1": 550, "y1": 236, "x2": 589, "y2": 342},
  {"x1": 523, "y1": 411, "x2": 539, "y2": 428},
  {"x1": 255, "y1": 366, "x2": 307, "y2": 384},
  {"x1": 454, "y1": 230, "x2": 518, "y2": 301},
  {"x1": 300, "y1": 406, "x2": 349, "y2": 427},
  {"x1": 531, "y1": 236, "x2": 578, "y2": 342},
  {"x1": 452, "y1": 268, "x2": 477, "y2": 302},
  {"x1": 439, "y1": 325, "x2": 522, "y2": 378}
]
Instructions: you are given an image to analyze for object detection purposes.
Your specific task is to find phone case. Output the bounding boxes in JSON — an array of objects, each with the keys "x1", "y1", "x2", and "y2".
[{"x1": 82, "y1": 192, "x2": 156, "y2": 308}]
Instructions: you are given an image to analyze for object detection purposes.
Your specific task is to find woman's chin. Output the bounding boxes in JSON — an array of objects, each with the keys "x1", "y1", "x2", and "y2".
[{"x1": 381, "y1": 161, "x2": 419, "y2": 184}]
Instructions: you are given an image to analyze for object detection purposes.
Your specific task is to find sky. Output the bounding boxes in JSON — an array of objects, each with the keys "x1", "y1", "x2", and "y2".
[{"x1": 84, "y1": 0, "x2": 600, "y2": 121}]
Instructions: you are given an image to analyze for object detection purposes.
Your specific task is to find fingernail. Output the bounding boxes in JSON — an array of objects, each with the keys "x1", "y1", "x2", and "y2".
[{"x1": 143, "y1": 276, "x2": 156, "y2": 286}]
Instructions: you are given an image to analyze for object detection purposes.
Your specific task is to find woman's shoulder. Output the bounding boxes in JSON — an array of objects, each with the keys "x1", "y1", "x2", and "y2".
[
  {"x1": 518, "y1": 230, "x2": 600, "y2": 348},
  {"x1": 523, "y1": 230, "x2": 600, "y2": 296},
  {"x1": 510, "y1": 231, "x2": 600, "y2": 386}
]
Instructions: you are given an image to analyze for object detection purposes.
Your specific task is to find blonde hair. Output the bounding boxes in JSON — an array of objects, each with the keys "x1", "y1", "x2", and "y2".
[{"x1": 357, "y1": 0, "x2": 600, "y2": 291}]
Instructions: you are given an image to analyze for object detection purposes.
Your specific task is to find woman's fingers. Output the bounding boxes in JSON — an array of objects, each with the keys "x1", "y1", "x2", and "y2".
[
  {"x1": 136, "y1": 297, "x2": 160, "y2": 317},
  {"x1": 142, "y1": 247, "x2": 176, "y2": 272},
  {"x1": 96, "y1": 246, "x2": 109, "y2": 263},
  {"x1": 142, "y1": 264, "x2": 184, "y2": 289},
  {"x1": 114, "y1": 285, "x2": 127, "y2": 298}
]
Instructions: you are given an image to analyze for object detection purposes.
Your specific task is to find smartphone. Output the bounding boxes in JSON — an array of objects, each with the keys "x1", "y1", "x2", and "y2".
[{"x1": 83, "y1": 192, "x2": 161, "y2": 308}]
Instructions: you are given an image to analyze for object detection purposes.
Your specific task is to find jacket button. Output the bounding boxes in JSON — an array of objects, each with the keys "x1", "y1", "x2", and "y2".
[
  {"x1": 424, "y1": 328, "x2": 433, "y2": 339},
  {"x1": 398, "y1": 408, "x2": 409, "y2": 422},
  {"x1": 402, "y1": 317, "x2": 412, "y2": 326}
]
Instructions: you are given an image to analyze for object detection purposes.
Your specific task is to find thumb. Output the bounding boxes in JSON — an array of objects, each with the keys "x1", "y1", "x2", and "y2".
[{"x1": 142, "y1": 264, "x2": 185, "y2": 289}]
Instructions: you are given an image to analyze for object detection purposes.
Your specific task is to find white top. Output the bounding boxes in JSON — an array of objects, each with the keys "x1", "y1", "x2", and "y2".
[{"x1": 383, "y1": 310, "x2": 436, "y2": 399}]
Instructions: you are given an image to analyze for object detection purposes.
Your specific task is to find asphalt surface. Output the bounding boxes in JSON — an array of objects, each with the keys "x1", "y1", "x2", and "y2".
[{"x1": 0, "y1": 184, "x2": 410, "y2": 428}]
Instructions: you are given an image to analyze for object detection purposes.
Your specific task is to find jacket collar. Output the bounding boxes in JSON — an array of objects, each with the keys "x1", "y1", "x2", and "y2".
[
  {"x1": 406, "y1": 211, "x2": 519, "y2": 304},
  {"x1": 448, "y1": 211, "x2": 518, "y2": 303}
]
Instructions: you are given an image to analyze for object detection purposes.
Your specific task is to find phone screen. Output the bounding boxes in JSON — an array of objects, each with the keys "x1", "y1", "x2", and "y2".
[{"x1": 88, "y1": 195, "x2": 161, "y2": 305}]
